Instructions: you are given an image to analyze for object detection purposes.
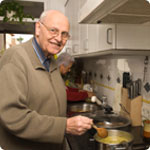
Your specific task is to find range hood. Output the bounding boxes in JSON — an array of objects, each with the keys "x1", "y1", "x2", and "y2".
[{"x1": 78, "y1": 0, "x2": 150, "y2": 24}]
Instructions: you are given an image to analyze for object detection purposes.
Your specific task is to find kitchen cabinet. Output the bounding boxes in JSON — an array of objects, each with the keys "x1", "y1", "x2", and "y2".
[
  {"x1": 78, "y1": 0, "x2": 150, "y2": 24},
  {"x1": 65, "y1": 0, "x2": 80, "y2": 55},
  {"x1": 79, "y1": 24, "x2": 100, "y2": 55},
  {"x1": 78, "y1": 23, "x2": 150, "y2": 56},
  {"x1": 116, "y1": 24, "x2": 150, "y2": 50},
  {"x1": 95, "y1": 24, "x2": 115, "y2": 52},
  {"x1": 44, "y1": 0, "x2": 65, "y2": 12},
  {"x1": 88, "y1": 24, "x2": 99, "y2": 53},
  {"x1": 79, "y1": 0, "x2": 87, "y2": 9},
  {"x1": 79, "y1": 24, "x2": 88, "y2": 54},
  {"x1": 79, "y1": 23, "x2": 150, "y2": 55},
  {"x1": 93, "y1": 23, "x2": 150, "y2": 54},
  {"x1": 65, "y1": 0, "x2": 113, "y2": 56},
  {"x1": 97, "y1": 24, "x2": 150, "y2": 51},
  {"x1": 65, "y1": 0, "x2": 150, "y2": 57},
  {"x1": 65, "y1": 40, "x2": 73, "y2": 55},
  {"x1": 65, "y1": 0, "x2": 100, "y2": 56}
]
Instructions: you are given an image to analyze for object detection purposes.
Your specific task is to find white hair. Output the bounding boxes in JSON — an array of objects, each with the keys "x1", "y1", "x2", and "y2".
[
  {"x1": 39, "y1": 10, "x2": 66, "y2": 22},
  {"x1": 56, "y1": 52, "x2": 75, "y2": 67},
  {"x1": 39, "y1": 10, "x2": 49, "y2": 22}
]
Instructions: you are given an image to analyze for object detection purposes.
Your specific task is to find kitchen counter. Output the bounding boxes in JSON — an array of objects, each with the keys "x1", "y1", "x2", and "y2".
[{"x1": 66, "y1": 125, "x2": 150, "y2": 150}]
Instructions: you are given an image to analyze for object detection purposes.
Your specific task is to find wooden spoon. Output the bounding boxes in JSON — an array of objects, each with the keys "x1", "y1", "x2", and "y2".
[{"x1": 93, "y1": 124, "x2": 108, "y2": 138}]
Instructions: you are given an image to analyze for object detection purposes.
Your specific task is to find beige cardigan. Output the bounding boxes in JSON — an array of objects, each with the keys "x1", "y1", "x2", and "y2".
[{"x1": 0, "y1": 38, "x2": 67, "y2": 150}]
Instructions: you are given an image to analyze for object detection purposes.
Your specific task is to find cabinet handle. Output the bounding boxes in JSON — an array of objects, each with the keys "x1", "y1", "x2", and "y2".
[{"x1": 107, "y1": 28, "x2": 112, "y2": 45}]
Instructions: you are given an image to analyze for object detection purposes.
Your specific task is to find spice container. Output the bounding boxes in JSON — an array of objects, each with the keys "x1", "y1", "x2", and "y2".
[{"x1": 143, "y1": 120, "x2": 150, "y2": 139}]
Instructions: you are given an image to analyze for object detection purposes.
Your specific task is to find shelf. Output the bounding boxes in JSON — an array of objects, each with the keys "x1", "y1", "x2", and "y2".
[{"x1": 74, "y1": 49, "x2": 150, "y2": 58}]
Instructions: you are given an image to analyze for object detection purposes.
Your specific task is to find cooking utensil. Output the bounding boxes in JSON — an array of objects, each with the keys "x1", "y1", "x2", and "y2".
[
  {"x1": 143, "y1": 56, "x2": 149, "y2": 82},
  {"x1": 126, "y1": 78, "x2": 142, "y2": 99},
  {"x1": 92, "y1": 124, "x2": 108, "y2": 138},
  {"x1": 91, "y1": 96, "x2": 102, "y2": 105},
  {"x1": 120, "y1": 104, "x2": 130, "y2": 115}
]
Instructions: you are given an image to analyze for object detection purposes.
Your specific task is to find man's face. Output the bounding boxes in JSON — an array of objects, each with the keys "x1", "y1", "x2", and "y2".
[{"x1": 35, "y1": 12, "x2": 70, "y2": 56}]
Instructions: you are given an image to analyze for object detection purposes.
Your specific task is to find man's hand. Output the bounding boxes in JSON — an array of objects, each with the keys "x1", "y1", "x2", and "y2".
[{"x1": 66, "y1": 115, "x2": 93, "y2": 135}]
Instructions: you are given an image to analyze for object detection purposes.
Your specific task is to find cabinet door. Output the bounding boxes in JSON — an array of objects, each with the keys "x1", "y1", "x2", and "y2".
[
  {"x1": 65, "y1": 0, "x2": 73, "y2": 37},
  {"x1": 65, "y1": 40, "x2": 72, "y2": 55},
  {"x1": 79, "y1": 0, "x2": 88, "y2": 9},
  {"x1": 88, "y1": 24, "x2": 99, "y2": 53},
  {"x1": 71, "y1": 0, "x2": 80, "y2": 55},
  {"x1": 79, "y1": 24, "x2": 100, "y2": 54},
  {"x1": 79, "y1": 24, "x2": 88, "y2": 54},
  {"x1": 96, "y1": 24, "x2": 115, "y2": 52},
  {"x1": 65, "y1": 0, "x2": 80, "y2": 56},
  {"x1": 116, "y1": 24, "x2": 150, "y2": 50}
]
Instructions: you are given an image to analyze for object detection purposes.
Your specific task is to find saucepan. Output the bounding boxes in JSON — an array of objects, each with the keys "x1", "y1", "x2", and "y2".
[
  {"x1": 67, "y1": 102, "x2": 102, "y2": 113},
  {"x1": 94, "y1": 129, "x2": 134, "y2": 150}
]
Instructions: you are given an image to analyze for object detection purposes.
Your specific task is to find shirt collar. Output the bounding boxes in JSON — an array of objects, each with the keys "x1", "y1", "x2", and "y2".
[
  {"x1": 32, "y1": 37, "x2": 47, "y2": 64},
  {"x1": 32, "y1": 37, "x2": 50, "y2": 71}
]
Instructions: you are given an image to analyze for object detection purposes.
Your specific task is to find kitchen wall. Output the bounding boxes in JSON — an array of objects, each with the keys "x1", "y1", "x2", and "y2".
[{"x1": 80, "y1": 55, "x2": 150, "y2": 120}]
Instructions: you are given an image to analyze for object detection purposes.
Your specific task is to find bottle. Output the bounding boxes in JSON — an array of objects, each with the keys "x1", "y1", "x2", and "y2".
[{"x1": 143, "y1": 120, "x2": 150, "y2": 141}]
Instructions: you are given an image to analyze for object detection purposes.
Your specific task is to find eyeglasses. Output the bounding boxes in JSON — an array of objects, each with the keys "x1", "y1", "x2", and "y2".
[{"x1": 39, "y1": 21, "x2": 70, "y2": 40}]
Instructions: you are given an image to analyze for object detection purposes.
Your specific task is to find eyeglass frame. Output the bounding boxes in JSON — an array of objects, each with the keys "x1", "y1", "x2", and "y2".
[{"x1": 39, "y1": 21, "x2": 70, "y2": 40}]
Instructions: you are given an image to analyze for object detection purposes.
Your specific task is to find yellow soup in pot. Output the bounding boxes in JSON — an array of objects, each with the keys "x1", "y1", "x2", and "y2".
[{"x1": 99, "y1": 136, "x2": 128, "y2": 144}]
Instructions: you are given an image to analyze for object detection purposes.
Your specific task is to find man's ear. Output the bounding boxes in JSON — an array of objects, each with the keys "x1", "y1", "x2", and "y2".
[{"x1": 35, "y1": 22, "x2": 41, "y2": 37}]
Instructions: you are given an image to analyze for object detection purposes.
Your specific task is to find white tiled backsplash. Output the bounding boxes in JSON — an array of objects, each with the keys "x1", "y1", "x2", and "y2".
[{"x1": 81, "y1": 55, "x2": 150, "y2": 121}]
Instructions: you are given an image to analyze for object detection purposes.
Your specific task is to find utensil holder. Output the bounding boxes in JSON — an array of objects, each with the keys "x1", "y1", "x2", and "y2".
[{"x1": 120, "y1": 88, "x2": 142, "y2": 126}]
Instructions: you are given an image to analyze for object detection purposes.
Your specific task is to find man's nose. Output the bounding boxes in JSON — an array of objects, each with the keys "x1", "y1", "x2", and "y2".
[{"x1": 55, "y1": 33, "x2": 62, "y2": 42}]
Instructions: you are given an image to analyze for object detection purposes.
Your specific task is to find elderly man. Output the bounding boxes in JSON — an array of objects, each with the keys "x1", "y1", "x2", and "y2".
[{"x1": 0, "y1": 10, "x2": 93, "y2": 150}]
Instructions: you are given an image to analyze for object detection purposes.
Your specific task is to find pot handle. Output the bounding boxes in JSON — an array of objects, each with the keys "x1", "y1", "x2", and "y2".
[
  {"x1": 113, "y1": 141, "x2": 129, "y2": 150},
  {"x1": 132, "y1": 144, "x2": 150, "y2": 150},
  {"x1": 114, "y1": 148, "x2": 127, "y2": 150}
]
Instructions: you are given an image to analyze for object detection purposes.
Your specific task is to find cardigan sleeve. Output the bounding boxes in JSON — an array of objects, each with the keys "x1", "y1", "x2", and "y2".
[{"x1": 66, "y1": 86, "x2": 88, "y2": 101}]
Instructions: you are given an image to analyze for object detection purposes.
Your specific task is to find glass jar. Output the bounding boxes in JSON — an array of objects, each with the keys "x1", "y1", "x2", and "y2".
[{"x1": 143, "y1": 120, "x2": 150, "y2": 139}]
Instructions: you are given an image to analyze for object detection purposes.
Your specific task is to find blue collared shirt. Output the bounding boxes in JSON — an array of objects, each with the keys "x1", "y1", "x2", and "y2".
[{"x1": 32, "y1": 37, "x2": 50, "y2": 71}]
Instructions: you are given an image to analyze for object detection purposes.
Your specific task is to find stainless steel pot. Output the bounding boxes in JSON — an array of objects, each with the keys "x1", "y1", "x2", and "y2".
[
  {"x1": 67, "y1": 102, "x2": 102, "y2": 113},
  {"x1": 94, "y1": 129, "x2": 134, "y2": 150}
]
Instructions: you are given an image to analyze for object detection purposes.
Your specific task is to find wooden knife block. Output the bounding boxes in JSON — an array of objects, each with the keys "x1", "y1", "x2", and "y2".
[{"x1": 120, "y1": 88, "x2": 142, "y2": 126}]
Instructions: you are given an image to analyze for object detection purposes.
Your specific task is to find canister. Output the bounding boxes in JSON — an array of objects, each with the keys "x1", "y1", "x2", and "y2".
[{"x1": 143, "y1": 120, "x2": 150, "y2": 139}]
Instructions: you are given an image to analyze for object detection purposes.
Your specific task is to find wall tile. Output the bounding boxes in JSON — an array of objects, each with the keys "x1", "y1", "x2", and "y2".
[{"x1": 81, "y1": 55, "x2": 150, "y2": 118}]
